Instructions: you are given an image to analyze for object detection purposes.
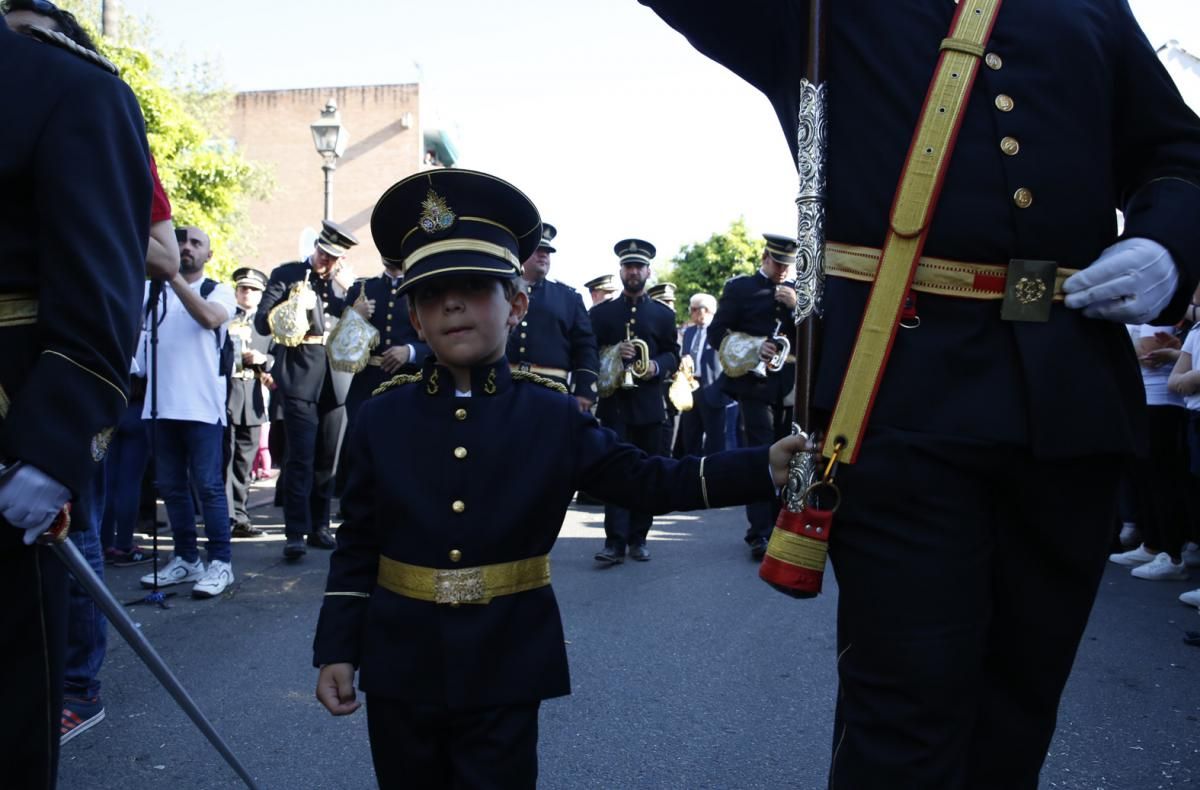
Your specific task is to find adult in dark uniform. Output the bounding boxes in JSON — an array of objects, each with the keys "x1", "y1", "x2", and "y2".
[
  {"x1": 341, "y1": 259, "x2": 430, "y2": 426},
  {"x1": 707, "y1": 234, "x2": 799, "y2": 559},
  {"x1": 255, "y1": 221, "x2": 358, "y2": 559},
  {"x1": 225, "y1": 267, "x2": 273, "y2": 538},
  {"x1": 506, "y1": 223, "x2": 600, "y2": 410},
  {"x1": 0, "y1": 20, "x2": 150, "y2": 787},
  {"x1": 640, "y1": 2, "x2": 1200, "y2": 786},
  {"x1": 679, "y1": 292, "x2": 727, "y2": 456},
  {"x1": 583, "y1": 273, "x2": 620, "y2": 307},
  {"x1": 589, "y1": 239, "x2": 680, "y2": 563}
]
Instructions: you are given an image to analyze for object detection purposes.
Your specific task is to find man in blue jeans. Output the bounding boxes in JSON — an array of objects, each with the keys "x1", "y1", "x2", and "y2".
[{"x1": 139, "y1": 227, "x2": 237, "y2": 599}]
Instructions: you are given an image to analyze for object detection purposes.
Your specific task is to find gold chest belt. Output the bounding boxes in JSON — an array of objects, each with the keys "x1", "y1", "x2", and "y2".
[
  {"x1": 510, "y1": 362, "x2": 568, "y2": 380},
  {"x1": 377, "y1": 554, "x2": 550, "y2": 606},
  {"x1": 0, "y1": 293, "x2": 38, "y2": 327}
]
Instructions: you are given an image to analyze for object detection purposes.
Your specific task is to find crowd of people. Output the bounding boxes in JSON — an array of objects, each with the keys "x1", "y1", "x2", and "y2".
[{"x1": 5, "y1": 0, "x2": 1200, "y2": 788}]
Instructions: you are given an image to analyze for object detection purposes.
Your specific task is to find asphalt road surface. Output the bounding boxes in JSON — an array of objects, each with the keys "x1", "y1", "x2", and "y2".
[{"x1": 58, "y1": 488, "x2": 1199, "y2": 789}]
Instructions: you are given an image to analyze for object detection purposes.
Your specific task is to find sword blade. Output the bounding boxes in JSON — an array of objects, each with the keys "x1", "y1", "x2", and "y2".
[{"x1": 51, "y1": 539, "x2": 260, "y2": 790}]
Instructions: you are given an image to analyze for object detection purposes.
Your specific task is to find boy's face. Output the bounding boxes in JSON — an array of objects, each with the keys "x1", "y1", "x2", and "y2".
[{"x1": 409, "y1": 276, "x2": 528, "y2": 372}]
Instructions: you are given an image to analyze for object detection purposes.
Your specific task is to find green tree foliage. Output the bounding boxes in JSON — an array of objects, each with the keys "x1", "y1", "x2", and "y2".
[
  {"x1": 57, "y1": 1, "x2": 271, "y2": 280},
  {"x1": 659, "y1": 218, "x2": 765, "y2": 323}
]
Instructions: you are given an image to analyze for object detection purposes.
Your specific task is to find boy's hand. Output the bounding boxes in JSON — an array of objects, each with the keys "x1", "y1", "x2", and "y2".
[
  {"x1": 316, "y1": 663, "x2": 361, "y2": 716},
  {"x1": 768, "y1": 433, "x2": 812, "y2": 487}
]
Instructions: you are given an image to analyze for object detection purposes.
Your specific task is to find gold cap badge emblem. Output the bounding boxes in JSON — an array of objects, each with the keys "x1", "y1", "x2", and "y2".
[{"x1": 419, "y1": 189, "x2": 456, "y2": 234}]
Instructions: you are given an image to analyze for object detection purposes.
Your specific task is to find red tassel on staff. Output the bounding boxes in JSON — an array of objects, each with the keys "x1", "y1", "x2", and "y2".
[{"x1": 760, "y1": 505, "x2": 832, "y2": 599}]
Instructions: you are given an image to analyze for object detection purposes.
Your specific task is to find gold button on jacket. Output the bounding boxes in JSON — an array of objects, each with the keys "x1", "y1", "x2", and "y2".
[
  {"x1": 449, "y1": 549, "x2": 462, "y2": 563},
  {"x1": 452, "y1": 500, "x2": 466, "y2": 514},
  {"x1": 1013, "y1": 188, "x2": 1034, "y2": 209},
  {"x1": 995, "y1": 94, "x2": 1014, "y2": 112},
  {"x1": 985, "y1": 52, "x2": 1002, "y2": 70},
  {"x1": 454, "y1": 446, "x2": 468, "y2": 459},
  {"x1": 455, "y1": 408, "x2": 467, "y2": 420},
  {"x1": 1000, "y1": 136, "x2": 1020, "y2": 156}
]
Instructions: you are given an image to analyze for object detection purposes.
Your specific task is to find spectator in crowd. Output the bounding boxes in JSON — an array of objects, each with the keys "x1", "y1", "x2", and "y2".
[
  {"x1": 1109, "y1": 325, "x2": 1191, "y2": 581},
  {"x1": 138, "y1": 226, "x2": 237, "y2": 598},
  {"x1": 1168, "y1": 319, "x2": 1200, "y2": 608},
  {"x1": 679, "y1": 292, "x2": 728, "y2": 456},
  {"x1": 225, "y1": 267, "x2": 273, "y2": 539},
  {"x1": 0, "y1": 10, "x2": 150, "y2": 785}
]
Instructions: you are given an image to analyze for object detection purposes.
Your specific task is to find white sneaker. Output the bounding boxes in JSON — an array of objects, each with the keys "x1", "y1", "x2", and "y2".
[
  {"x1": 192, "y1": 559, "x2": 234, "y2": 599},
  {"x1": 1118, "y1": 523, "x2": 1142, "y2": 547},
  {"x1": 1109, "y1": 544, "x2": 1157, "y2": 567},
  {"x1": 1180, "y1": 589, "x2": 1200, "y2": 609},
  {"x1": 1131, "y1": 553, "x2": 1189, "y2": 581},
  {"x1": 140, "y1": 555, "x2": 205, "y2": 588},
  {"x1": 1182, "y1": 542, "x2": 1200, "y2": 569}
]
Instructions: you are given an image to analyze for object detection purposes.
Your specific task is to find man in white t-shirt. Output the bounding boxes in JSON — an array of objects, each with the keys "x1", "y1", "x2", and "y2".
[{"x1": 138, "y1": 226, "x2": 237, "y2": 598}]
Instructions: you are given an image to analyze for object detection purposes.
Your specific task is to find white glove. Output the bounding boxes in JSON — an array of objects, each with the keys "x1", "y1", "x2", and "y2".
[
  {"x1": 1063, "y1": 237, "x2": 1179, "y2": 324},
  {"x1": 0, "y1": 462, "x2": 71, "y2": 545}
]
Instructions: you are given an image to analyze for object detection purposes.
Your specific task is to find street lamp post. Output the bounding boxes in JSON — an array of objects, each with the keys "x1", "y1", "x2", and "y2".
[{"x1": 310, "y1": 99, "x2": 348, "y2": 221}]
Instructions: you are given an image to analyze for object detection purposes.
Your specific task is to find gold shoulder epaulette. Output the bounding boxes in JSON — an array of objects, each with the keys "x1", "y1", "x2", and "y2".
[
  {"x1": 511, "y1": 370, "x2": 568, "y2": 394},
  {"x1": 27, "y1": 26, "x2": 119, "y2": 75},
  {"x1": 372, "y1": 372, "x2": 423, "y2": 397}
]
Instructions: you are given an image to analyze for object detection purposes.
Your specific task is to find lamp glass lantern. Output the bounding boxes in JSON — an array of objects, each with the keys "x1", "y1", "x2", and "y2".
[{"x1": 310, "y1": 99, "x2": 348, "y2": 160}]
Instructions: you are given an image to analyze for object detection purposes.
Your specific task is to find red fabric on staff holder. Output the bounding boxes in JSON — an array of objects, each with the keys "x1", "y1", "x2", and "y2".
[{"x1": 760, "y1": 505, "x2": 834, "y2": 599}]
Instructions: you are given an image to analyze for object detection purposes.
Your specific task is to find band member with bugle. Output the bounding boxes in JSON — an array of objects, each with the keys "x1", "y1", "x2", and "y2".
[
  {"x1": 255, "y1": 220, "x2": 358, "y2": 560},
  {"x1": 589, "y1": 239, "x2": 679, "y2": 564},
  {"x1": 640, "y1": 1, "x2": 1200, "y2": 787},
  {"x1": 708, "y1": 234, "x2": 799, "y2": 559}
]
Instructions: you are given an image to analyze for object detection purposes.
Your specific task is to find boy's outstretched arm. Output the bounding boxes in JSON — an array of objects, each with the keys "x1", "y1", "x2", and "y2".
[{"x1": 316, "y1": 663, "x2": 362, "y2": 716}]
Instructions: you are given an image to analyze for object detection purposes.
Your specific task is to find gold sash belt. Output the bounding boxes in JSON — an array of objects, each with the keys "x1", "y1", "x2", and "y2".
[
  {"x1": 510, "y1": 363, "x2": 568, "y2": 380},
  {"x1": 300, "y1": 335, "x2": 326, "y2": 345},
  {"x1": 0, "y1": 293, "x2": 38, "y2": 328},
  {"x1": 377, "y1": 554, "x2": 550, "y2": 605},
  {"x1": 825, "y1": 242, "x2": 1076, "y2": 301}
]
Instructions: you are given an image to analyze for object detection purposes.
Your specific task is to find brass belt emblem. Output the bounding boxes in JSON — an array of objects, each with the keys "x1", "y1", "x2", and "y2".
[
  {"x1": 1013, "y1": 276, "x2": 1047, "y2": 305},
  {"x1": 1001, "y1": 259, "x2": 1058, "y2": 322},
  {"x1": 434, "y1": 567, "x2": 488, "y2": 605}
]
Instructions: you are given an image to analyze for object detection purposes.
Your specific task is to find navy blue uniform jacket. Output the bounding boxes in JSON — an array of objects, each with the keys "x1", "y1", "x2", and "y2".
[
  {"x1": 506, "y1": 278, "x2": 599, "y2": 399},
  {"x1": 255, "y1": 260, "x2": 351, "y2": 404},
  {"x1": 640, "y1": 0, "x2": 1200, "y2": 457},
  {"x1": 590, "y1": 293, "x2": 681, "y2": 426},
  {"x1": 313, "y1": 360, "x2": 773, "y2": 708},
  {"x1": 0, "y1": 24, "x2": 150, "y2": 498},
  {"x1": 708, "y1": 272, "x2": 798, "y2": 405}
]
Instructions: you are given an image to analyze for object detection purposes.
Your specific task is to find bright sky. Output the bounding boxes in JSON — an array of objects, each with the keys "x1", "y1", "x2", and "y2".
[{"x1": 118, "y1": 0, "x2": 1197, "y2": 291}]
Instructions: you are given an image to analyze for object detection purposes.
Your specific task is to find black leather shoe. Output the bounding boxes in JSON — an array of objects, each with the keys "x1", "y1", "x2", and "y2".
[
  {"x1": 283, "y1": 539, "x2": 307, "y2": 559},
  {"x1": 230, "y1": 522, "x2": 264, "y2": 538},
  {"x1": 750, "y1": 537, "x2": 769, "y2": 560},
  {"x1": 629, "y1": 544, "x2": 651, "y2": 562},
  {"x1": 593, "y1": 547, "x2": 624, "y2": 565},
  {"x1": 307, "y1": 528, "x2": 336, "y2": 549}
]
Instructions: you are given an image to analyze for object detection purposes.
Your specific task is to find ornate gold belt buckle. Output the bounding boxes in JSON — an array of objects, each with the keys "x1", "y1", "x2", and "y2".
[
  {"x1": 1001, "y1": 259, "x2": 1057, "y2": 322},
  {"x1": 434, "y1": 567, "x2": 488, "y2": 605}
]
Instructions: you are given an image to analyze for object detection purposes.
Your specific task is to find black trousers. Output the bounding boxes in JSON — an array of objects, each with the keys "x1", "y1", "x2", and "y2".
[
  {"x1": 678, "y1": 396, "x2": 727, "y2": 457},
  {"x1": 602, "y1": 419, "x2": 662, "y2": 552},
  {"x1": 826, "y1": 426, "x2": 1121, "y2": 789},
  {"x1": 366, "y1": 697, "x2": 539, "y2": 790},
  {"x1": 225, "y1": 422, "x2": 261, "y2": 526},
  {"x1": 1134, "y1": 404, "x2": 1190, "y2": 557},
  {"x1": 737, "y1": 398, "x2": 790, "y2": 542},
  {"x1": 281, "y1": 385, "x2": 345, "y2": 540},
  {"x1": 0, "y1": 534, "x2": 68, "y2": 790}
]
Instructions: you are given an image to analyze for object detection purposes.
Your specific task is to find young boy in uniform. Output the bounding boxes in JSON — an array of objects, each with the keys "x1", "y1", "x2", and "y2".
[{"x1": 313, "y1": 168, "x2": 806, "y2": 788}]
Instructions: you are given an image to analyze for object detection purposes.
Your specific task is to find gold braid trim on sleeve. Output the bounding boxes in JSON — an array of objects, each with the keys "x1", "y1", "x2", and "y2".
[
  {"x1": 511, "y1": 370, "x2": 569, "y2": 394},
  {"x1": 371, "y1": 372, "x2": 423, "y2": 397}
]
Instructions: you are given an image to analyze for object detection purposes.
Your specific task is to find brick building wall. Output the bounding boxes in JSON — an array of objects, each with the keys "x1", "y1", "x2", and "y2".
[{"x1": 228, "y1": 84, "x2": 422, "y2": 275}]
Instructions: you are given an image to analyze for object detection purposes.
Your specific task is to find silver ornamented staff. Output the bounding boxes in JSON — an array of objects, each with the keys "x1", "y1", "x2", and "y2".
[{"x1": 760, "y1": 0, "x2": 839, "y2": 599}]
